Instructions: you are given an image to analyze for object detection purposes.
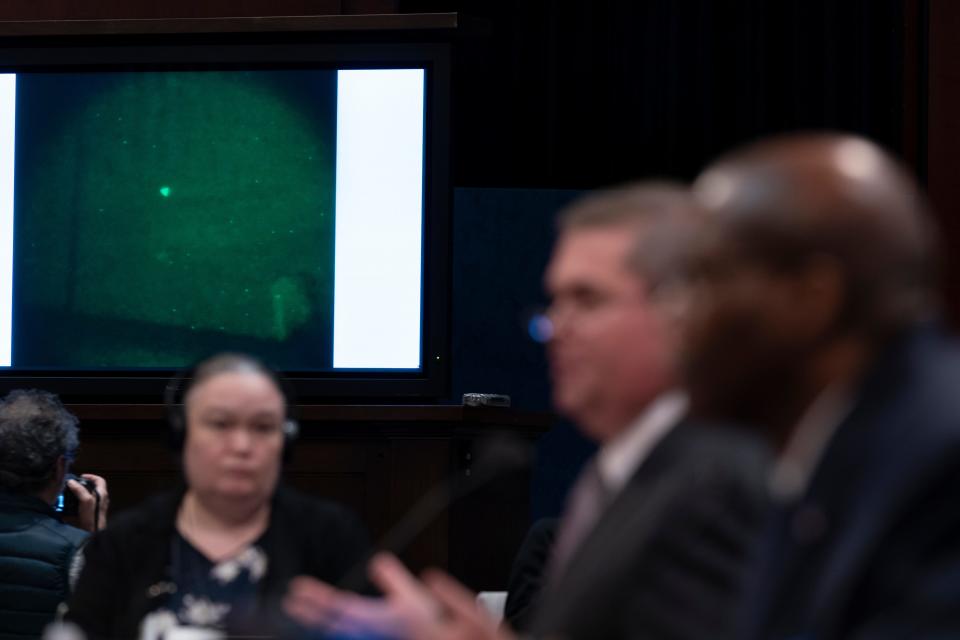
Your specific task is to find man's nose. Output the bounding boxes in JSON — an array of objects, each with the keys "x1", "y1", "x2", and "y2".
[{"x1": 226, "y1": 427, "x2": 254, "y2": 453}]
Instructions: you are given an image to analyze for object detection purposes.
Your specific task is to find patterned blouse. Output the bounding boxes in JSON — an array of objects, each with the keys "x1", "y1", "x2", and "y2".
[{"x1": 139, "y1": 532, "x2": 268, "y2": 640}]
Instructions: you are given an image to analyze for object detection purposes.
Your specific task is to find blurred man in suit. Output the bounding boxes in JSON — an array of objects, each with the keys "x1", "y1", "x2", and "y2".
[
  {"x1": 518, "y1": 182, "x2": 768, "y2": 640},
  {"x1": 684, "y1": 133, "x2": 960, "y2": 638},
  {"x1": 285, "y1": 183, "x2": 769, "y2": 640}
]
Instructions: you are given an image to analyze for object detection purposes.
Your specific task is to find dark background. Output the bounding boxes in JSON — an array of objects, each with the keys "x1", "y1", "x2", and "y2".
[
  {"x1": 0, "y1": 0, "x2": 957, "y2": 573},
  {"x1": 420, "y1": 0, "x2": 944, "y2": 517},
  {"x1": 407, "y1": 0, "x2": 916, "y2": 189}
]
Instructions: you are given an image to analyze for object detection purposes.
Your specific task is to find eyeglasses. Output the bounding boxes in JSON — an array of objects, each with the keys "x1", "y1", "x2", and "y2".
[
  {"x1": 524, "y1": 294, "x2": 643, "y2": 344},
  {"x1": 525, "y1": 310, "x2": 554, "y2": 344},
  {"x1": 525, "y1": 279, "x2": 688, "y2": 344}
]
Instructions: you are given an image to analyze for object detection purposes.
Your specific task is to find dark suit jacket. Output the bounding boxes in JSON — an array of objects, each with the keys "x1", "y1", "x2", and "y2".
[
  {"x1": 530, "y1": 421, "x2": 770, "y2": 640},
  {"x1": 504, "y1": 517, "x2": 557, "y2": 632},
  {"x1": 741, "y1": 325, "x2": 960, "y2": 639}
]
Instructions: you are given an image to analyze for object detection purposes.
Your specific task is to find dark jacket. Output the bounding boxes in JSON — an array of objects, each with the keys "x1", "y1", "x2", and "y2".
[
  {"x1": 503, "y1": 518, "x2": 557, "y2": 632},
  {"x1": 741, "y1": 326, "x2": 960, "y2": 639},
  {"x1": 530, "y1": 422, "x2": 770, "y2": 640},
  {"x1": 65, "y1": 486, "x2": 369, "y2": 639},
  {"x1": 0, "y1": 491, "x2": 88, "y2": 640}
]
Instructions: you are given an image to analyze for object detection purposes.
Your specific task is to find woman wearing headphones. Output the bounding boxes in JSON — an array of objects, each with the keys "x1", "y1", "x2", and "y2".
[{"x1": 65, "y1": 353, "x2": 369, "y2": 639}]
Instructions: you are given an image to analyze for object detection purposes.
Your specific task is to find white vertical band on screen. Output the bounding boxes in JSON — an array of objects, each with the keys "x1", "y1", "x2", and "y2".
[
  {"x1": 0, "y1": 75, "x2": 15, "y2": 367},
  {"x1": 333, "y1": 69, "x2": 425, "y2": 369}
]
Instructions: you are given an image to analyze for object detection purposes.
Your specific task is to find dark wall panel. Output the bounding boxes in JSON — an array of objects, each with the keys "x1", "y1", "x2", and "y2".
[
  {"x1": 449, "y1": 188, "x2": 594, "y2": 520},
  {"x1": 449, "y1": 188, "x2": 577, "y2": 411},
  {"x1": 927, "y1": 0, "x2": 960, "y2": 322},
  {"x1": 0, "y1": 1, "x2": 396, "y2": 20}
]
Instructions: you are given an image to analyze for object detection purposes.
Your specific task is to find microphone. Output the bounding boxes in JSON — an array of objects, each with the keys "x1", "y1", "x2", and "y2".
[{"x1": 338, "y1": 433, "x2": 532, "y2": 592}]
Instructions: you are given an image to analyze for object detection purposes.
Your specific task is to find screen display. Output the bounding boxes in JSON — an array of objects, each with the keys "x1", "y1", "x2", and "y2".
[{"x1": 0, "y1": 68, "x2": 425, "y2": 372}]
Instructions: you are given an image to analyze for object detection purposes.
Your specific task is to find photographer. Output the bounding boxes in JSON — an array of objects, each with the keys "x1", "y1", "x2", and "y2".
[{"x1": 0, "y1": 389, "x2": 109, "y2": 639}]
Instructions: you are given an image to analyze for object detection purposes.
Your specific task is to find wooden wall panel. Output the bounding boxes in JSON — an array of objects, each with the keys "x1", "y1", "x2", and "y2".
[
  {"x1": 69, "y1": 409, "x2": 547, "y2": 588},
  {"x1": 0, "y1": 1, "x2": 397, "y2": 20},
  {"x1": 927, "y1": 0, "x2": 960, "y2": 323}
]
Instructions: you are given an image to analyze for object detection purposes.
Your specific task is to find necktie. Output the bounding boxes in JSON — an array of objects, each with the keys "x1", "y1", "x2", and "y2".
[{"x1": 547, "y1": 458, "x2": 612, "y2": 584}]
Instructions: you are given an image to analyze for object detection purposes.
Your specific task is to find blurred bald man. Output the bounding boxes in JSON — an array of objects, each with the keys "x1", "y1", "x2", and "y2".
[{"x1": 686, "y1": 133, "x2": 960, "y2": 638}]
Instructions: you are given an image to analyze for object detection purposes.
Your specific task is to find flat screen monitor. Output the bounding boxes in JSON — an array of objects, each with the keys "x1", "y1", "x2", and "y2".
[{"x1": 0, "y1": 36, "x2": 451, "y2": 400}]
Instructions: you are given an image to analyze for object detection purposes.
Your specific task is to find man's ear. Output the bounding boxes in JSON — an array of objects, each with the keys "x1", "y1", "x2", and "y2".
[
  {"x1": 790, "y1": 254, "x2": 846, "y2": 340},
  {"x1": 651, "y1": 280, "x2": 693, "y2": 342},
  {"x1": 660, "y1": 282, "x2": 692, "y2": 326}
]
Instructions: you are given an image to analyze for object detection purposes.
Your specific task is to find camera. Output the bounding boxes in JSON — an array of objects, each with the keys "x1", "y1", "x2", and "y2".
[{"x1": 55, "y1": 473, "x2": 97, "y2": 516}]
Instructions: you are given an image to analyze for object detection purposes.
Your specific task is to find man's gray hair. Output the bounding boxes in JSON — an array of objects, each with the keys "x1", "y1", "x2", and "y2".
[
  {"x1": 557, "y1": 181, "x2": 699, "y2": 288},
  {"x1": 0, "y1": 389, "x2": 79, "y2": 494}
]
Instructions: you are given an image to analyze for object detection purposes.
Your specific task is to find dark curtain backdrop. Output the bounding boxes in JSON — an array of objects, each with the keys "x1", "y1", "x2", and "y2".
[{"x1": 403, "y1": 0, "x2": 910, "y2": 188}]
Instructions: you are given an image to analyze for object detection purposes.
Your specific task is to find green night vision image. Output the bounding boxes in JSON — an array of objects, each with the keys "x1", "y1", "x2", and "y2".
[{"x1": 13, "y1": 70, "x2": 337, "y2": 369}]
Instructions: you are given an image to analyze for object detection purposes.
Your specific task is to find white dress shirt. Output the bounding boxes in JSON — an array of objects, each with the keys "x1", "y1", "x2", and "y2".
[
  {"x1": 596, "y1": 390, "x2": 689, "y2": 496},
  {"x1": 769, "y1": 385, "x2": 853, "y2": 503},
  {"x1": 547, "y1": 390, "x2": 689, "y2": 581}
]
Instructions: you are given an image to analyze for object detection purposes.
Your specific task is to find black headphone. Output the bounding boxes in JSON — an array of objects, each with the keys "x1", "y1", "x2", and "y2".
[{"x1": 164, "y1": 353, "x2": 300, "y2": 461}]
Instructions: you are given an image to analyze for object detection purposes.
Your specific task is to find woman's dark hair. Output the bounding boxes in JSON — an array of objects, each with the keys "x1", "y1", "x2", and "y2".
[
  {"x1": 0, "y1": 389, "x2": 79, "y2": 494},
  {"x1": 183, "y1": 353, "x2": 285, "y2": 408}
]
